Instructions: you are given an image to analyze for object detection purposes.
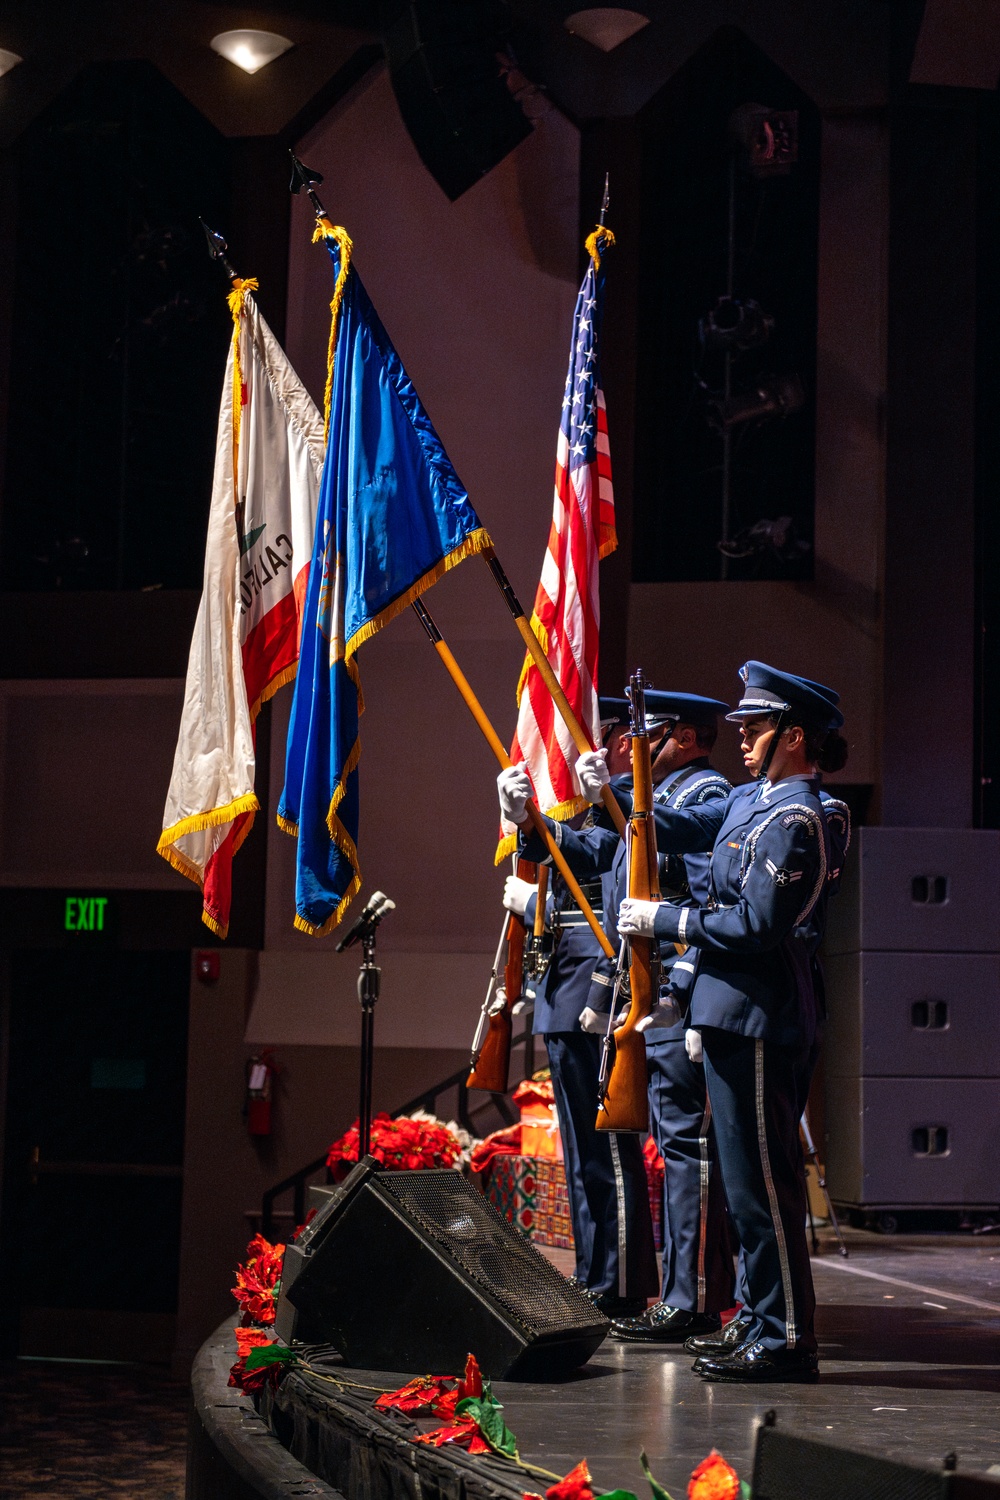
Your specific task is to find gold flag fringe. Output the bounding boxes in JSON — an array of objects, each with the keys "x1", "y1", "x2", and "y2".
[
  {"x1": 584, "y1": 225, "x2": 616, "y2": 270},
  {"x1": 342, "y1": 527, "x2": 493, "y2": 665},
  {"x1": 279, "y1": 532, "x2": 492, "y2": 934},
  {"x1": 312, "y1": 218, "x2": 354, "y2": 440},
  {"x1": 515, "y1": 612, "x2": 549, "y2": 707},
  {"x1": 158, "y1": 791, "x2": 260, "y2": 853},
  {"x1": 493, "y1": 793, "x2": 591, "y2": 866},
  {"x1": 226, "y1": 278, "x2": 259, "y2": 497}
]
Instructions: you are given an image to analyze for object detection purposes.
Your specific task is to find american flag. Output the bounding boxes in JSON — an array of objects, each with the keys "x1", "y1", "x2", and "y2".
[{"x1": 497, "y1": 231, "x2": 616, "y2": 861}]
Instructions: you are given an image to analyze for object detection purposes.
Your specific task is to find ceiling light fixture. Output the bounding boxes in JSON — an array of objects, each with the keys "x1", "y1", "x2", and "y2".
[
  {"x1": 210, "y1": 29, "x2": 293, "y2": 76},
  {"x1": 563, "y1": 8, "x2": 650, "y2": 53},
  {"x1": 0, "y1": 48, "x2": 24, "y2": 78}
]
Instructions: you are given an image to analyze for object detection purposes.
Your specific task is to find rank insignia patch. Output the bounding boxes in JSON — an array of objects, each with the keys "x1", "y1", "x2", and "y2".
[{"x1": 766, "y1": 858, "x2": 803, "y2": 886}]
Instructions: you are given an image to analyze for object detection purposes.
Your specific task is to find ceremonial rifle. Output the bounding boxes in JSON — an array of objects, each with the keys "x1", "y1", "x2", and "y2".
[
  {"x1": 596, "y1": 668, "x2": 660, "y2": 1133},
  {"x1": 468, "y1": 856, "x2": 537, "y2": 1092}
]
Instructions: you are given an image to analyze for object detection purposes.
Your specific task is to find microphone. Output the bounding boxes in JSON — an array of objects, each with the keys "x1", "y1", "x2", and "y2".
[{"x1": 335, "y1": 890, "x2": 396, "y2": 951}]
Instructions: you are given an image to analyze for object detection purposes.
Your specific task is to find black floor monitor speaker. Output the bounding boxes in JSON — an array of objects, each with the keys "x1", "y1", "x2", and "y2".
[
  {"x1": 752, "y1": 1416, "x2": 1000, "y2": 1500},
  {"x1": 275, "y1": 1158, "x2": 608, "y2": 1380}
]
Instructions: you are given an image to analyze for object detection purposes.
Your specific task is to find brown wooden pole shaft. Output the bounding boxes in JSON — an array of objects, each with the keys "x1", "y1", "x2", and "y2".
[
  {"x1": 533, "y1": 865, "x2": 549, "y2": 938},
  {"x1": 412, "y1": 602, "x2": 616, "y2": 960},
  {"x1": 482, "y1": 548, "x2": 627, "y2": 839}
]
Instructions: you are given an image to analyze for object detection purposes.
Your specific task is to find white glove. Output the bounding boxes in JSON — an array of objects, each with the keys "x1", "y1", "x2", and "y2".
[
  {"x1": 579, "y1": 1005, "x2": 628, "y2": 1033},
  {"x1": 488, "y1": 988, "x2": 508, "y2": 1016},
  {"x1": 685, "y1": 1028, "x2": 704, "y2": 1063},
  {"x1": 575, "y1": 748, "x2": 610, "y2": 803},
  {"x1": 636, "y1": 995, "x2": 682, "y2": 1034},
  {"x1": 511, "y1": 993, "x2": 534, "y2": 1016},
  {"x1": 617, "y1": 898, "x2": 660, "y2": 937},
  {"x1": 497, "y1": 765, "x2": 533, "y2": 824},
  {"x1": 503, "y1": 874, "x2": 535, "y2": 916}
]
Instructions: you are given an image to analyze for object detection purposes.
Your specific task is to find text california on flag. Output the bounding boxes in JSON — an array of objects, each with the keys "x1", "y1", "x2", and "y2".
[
  {"x1": 277, "y1": 224, "x2": 492, "y2": 936},
  {"x1": 497, "y1": 228, "x2": 616, "y2": 862},
  {"x1": 157, "y1": 284, "x2": 324, "y2": 937}
]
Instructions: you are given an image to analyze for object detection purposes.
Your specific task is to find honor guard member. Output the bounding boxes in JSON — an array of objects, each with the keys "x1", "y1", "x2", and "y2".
[
  {"x1": 685, "y1": 774, "x2": 852, "y2": 1362},
  {"x1": 572, "y1": 692, "x2": 737, "y2": 1343},
  {"x1": 500, "y1": 691, "x2": 735, "y2": 1331},
  {"x1": 616, "y1": 662, "x2": 849, "y2": 1383},
  {"x1": 500, "y1": 698, "x2": 658, "y2": 1316}
]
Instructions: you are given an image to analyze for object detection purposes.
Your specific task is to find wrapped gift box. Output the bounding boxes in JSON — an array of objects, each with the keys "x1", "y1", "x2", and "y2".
[
  {"x1": 512, "y1": 1077, "x2": 563, "y2": 1161},
  {"x1": 643, "y1": 1139, "x2": 665, "y2": 1252},
  {"x1": 484, "y1": 1152, "x2": 573, "y2": 1248}
]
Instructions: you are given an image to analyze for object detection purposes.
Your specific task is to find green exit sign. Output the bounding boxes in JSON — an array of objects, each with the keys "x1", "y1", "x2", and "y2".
[{"x1": 65, "y1": 895, "x2": 110, "y2": 933}]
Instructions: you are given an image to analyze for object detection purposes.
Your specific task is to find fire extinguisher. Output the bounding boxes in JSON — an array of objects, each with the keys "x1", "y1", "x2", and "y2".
[{"x1": 245, "y1": 1049, "x2": 278, "y2": 1136}]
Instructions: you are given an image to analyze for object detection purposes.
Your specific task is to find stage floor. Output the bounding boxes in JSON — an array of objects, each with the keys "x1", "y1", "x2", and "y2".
[{"x1": 490, "y1": 1228, "x2": 1000, "y2": 1495}]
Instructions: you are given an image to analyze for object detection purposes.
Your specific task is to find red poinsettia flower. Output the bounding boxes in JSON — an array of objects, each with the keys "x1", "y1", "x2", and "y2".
[
  {"x1": 327, "y1": 1112, "x2": 461, "y2": 1174},
  {"x1": 374, "y1": 1374, "x2": 456, "y2": 1414},
  {"x1": 689, "y1": 1451, "x2": 740, "y2": 1500},
  {"x1": 430, "y1": 1352, "x2": 484, "y2": 1418},
  {"x1": 232, "y1": 1233, "x2": 285, "y2": 1325},
  {"x1": 413, "y1": 1416, "x2": 492, "y2": 1455},
  {"x1": 543, "y1": 1459, "x2": 594, "y2": 1500},
  {"x1": 229, "y1": 1329, "x2": 275, "y2": 1394}
]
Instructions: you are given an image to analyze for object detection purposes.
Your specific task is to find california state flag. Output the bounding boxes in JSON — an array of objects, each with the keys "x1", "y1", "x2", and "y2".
[{"x1": 158, "y1": 282, "x2": 325, "y2": 936}]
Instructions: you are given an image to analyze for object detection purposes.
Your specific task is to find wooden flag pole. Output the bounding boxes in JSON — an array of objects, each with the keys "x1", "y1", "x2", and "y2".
[
  {"x1": 411, "y1": 599, "x2": 616, "y2": 961},
  {"x1": 480, "y1": 546, "x2": 627, "y2": 838}
]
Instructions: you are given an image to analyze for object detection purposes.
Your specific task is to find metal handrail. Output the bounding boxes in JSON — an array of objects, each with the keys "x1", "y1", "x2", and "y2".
[{"x1": 259, "y1": 1029, "x2": 535, "y2": 1239}]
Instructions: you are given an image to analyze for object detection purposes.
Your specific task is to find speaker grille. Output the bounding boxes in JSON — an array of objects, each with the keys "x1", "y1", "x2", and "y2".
[
  {"x1": 753, "y1": 1430, "x2": 946, "y2": 1500},
  {"x1": 378, "y1": 1169, "x2": 601, "y2": 1336}
]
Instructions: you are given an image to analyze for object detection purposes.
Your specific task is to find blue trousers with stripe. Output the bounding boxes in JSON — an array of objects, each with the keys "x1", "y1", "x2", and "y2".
[
  {"x1": 646, "y1": 1038, "x2": 735, "y2": 1314},
  {"x1": 546, "y1": 1032, "x2": 659, "y2": 1299},
  {"x1": 701, "y1": 1027, "x2": 816, "y2": 1353}
]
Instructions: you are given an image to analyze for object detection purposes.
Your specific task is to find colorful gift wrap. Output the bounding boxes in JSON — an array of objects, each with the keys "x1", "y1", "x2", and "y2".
[
  {"x1": 484, "y1": 1153, "x2": 573, "y2": 1249},
  {"x1": 643, "y1": 1137, "x2": 665, "y2": 1252},
  {"x1": 512, "y1": 1077, "x2": 563, "y2": 1161}
]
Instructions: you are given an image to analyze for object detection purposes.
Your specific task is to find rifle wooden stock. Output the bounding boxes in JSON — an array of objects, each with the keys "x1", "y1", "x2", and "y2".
[
  {"x1": 468, "y1": 858, "x2": 536, "y2": 1092},
  {"x1": 597, "y1": 674, "x2": 660, "y2": 1133}
]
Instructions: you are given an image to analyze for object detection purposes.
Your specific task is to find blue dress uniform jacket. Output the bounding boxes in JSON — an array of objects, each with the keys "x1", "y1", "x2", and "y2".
[
  {"x1": 650, "y1": 775, "x2": 831, "y2": 1050},
  {"x1": 648, "y1": 772, "x2": 838, "y2": 1354},
  {"x1": 521, "y1": 760, "x2": 735, "y2": 1315}
]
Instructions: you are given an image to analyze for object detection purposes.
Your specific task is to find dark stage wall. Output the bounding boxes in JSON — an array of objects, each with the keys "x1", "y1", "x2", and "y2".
[{"x1": 2, "y1": 0, "x2": 1000, "y2": 1371}]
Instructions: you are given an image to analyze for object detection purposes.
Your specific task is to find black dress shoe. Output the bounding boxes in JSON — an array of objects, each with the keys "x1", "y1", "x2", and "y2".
[
  {"x1": 693, "y1": 1340, "x2": 819, "y2": 1384},
  {"x1": 683, "y1": 1314, "x2": 752, "y2": 1357},
  {"x1": 611, "y1": 1303, "x2": 722, "y2": 1344},
  {"x1": 587, "y1": 1290, "x2": 648, "y2": 1318}
]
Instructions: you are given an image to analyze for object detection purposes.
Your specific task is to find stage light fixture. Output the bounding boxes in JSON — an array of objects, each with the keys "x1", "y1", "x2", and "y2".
[
  {"x1": 563, "y1": 8, "x2": 650, "y2": 52},
  {"x1": 0, "y1": 48, "x2": 23, "y2": 78},
  {"x1": 718, "y1": 515, "x2": 811, "y2": 563},
  {"x1": 210, "y1": 30, "x2": 293, "y2": 75},
  {"x1": 698, "y1": 296, "x2": 773, "y2": 355},
  {"x1": 707, "y1": 374, "x2": 804, "y2": 433},
  {"x1": 729, "y1": 103, "x2": 799, "y2": 177}
]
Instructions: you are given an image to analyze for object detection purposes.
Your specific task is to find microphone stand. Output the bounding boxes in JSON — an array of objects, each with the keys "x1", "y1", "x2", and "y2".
[
  {"x1": 357, "y1": 929, "x2": 380, "y2": 1160},
  {"x1": 336, "y1": 892, "x2": 395, "y2": 1161}
]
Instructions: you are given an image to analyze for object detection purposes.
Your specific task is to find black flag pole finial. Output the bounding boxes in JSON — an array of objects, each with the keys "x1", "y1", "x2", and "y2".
[
  {"x1": 289, "y1": 151, "x2": 329, "y2": 221},
  {"x1": 599, "y1": 172, "x2": 610, "y2": 227},
  {"x1": 200, "y1": 217, "x2": 238, "y2": 281}
]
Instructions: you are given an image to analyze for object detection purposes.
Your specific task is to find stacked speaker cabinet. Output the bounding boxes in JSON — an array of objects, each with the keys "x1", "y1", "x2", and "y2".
[{"x1": 824, "y1": 829, "x2": 1000, "y2": 1218}]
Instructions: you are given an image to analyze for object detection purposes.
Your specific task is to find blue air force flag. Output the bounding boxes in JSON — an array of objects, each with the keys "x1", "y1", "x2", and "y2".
[{"x1": 277, "y1": 226, "x2": 492, "y2": 934}]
